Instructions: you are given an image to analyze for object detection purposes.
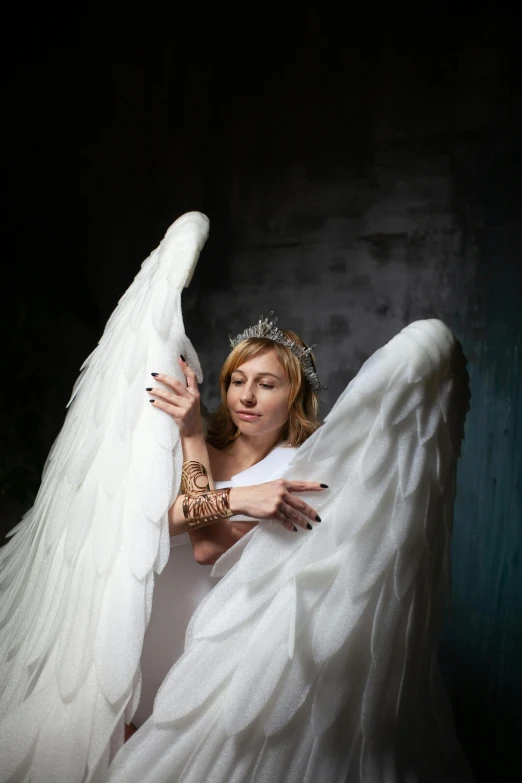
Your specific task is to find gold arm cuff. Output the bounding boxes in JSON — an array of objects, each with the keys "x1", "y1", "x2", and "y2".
[
  {"x1": 182, "y1": 487, "x2": 233, "y2": 528},
  {"x1": 181, "y1": 460, "x2": 211, "y2": 495}
]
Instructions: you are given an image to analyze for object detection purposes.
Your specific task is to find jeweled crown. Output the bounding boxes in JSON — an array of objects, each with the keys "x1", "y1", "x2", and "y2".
[{"x1": 228, "y1": 312, "x2": 327, "y2": 393}]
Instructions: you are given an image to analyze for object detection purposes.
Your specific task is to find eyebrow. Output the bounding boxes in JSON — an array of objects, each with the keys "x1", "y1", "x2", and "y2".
[{"x1": 231, "y1": 370, "x2": 281, "y2": 380}]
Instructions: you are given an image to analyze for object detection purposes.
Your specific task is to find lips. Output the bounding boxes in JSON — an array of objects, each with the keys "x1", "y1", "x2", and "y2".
[{"x1": 237, "y1": 411, "x2": 261, "y2": 420}]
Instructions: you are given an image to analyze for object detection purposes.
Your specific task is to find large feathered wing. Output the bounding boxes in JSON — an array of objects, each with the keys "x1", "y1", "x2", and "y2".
[
  {"x1": 106, "y1": 319, "x2": 473, "y2": 783},
  {"x1": 0, "y1": 212, "x2": 209, "y2": 783}
]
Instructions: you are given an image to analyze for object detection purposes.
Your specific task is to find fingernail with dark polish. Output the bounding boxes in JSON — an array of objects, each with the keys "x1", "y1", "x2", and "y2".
[
  {"x1": 320, "y1": 483, "x2": 329, "y2": 488},
  {"x1": 307, "y1": 523, "x2": 313, "y2": 530},
  {"x1": 293, "y1": 526, "x2": 298, "y2": 532},
  {"x1": 180, "y1": 354, "x2": 186, "y2": 362},
  {"x1": 151, "y1": 372, "x2": 159, "y2": 377},
  {"x1": 315, "y1": 515, "x2": 321, "y2": 522},
  {"x1": 149, "y1": 399, "x2": 155, "y2": 403},
  {"x1": 145, "y1": 387, "x2": 152, "y2": 391}
]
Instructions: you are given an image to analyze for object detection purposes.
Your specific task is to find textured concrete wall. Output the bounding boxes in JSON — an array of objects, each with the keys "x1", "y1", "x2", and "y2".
[{"x1": 2, "y1": 9, "x2": 520, "y2": 780}]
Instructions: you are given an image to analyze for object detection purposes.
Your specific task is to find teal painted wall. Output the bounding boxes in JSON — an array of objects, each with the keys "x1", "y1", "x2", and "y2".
[{"x1": 443, "y1": 133, "x2": 522, "y2": 774}]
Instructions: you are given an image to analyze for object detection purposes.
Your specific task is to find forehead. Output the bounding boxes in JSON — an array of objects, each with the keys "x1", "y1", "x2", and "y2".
[{"x1": 232, "y1": 349, "x2": 286, "y2": 377}]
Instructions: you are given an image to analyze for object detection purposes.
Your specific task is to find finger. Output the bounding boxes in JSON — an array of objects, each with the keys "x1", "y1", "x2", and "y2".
[
  {"x1": 274, "y1": 511, "x2": 297, "y2": 533},
  {"x1": 284, "y1": 493, "x2": 321, "y2": 524},
  {"x1": 285, "y1": 481, "x2": 329, "y2": 492},
  {"x1": 179, "y1": 356, "x2": 199, "y2": 392},
  {"x1": 281, "y1": 502, "x2": 313, "y2": 530},
  {"x1": 150, "y1": 372, "x2": 192, "y2": 398},
  {"x1": 148, "y1": 397, "x2": 185, "y2": 418},
  {"x1": 146, "y1": 387, "x2": 186, "y2": 408}
]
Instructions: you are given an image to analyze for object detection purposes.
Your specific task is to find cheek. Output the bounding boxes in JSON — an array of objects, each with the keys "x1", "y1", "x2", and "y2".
[
  {"x1": 226, "y1": 385, "x2": 243, "y2": 409},
  {"x1": 265, "y1": 393, "x2": 290, "y2": 422}
]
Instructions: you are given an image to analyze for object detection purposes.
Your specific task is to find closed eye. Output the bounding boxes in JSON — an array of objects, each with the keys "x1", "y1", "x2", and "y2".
[{"x1": 231, "y1": 380, "x2": 274, "y2": 389}]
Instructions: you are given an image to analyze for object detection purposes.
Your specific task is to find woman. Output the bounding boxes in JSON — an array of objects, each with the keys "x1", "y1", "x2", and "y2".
[
  {"x1": 0, "y1": 214, "x2": 473, "y2": 783},
  {"x1": 131, "y1": 323, "x2": 328, "y2": 730},
  {"x1": 108, "y1": 311, "x2": 475, "y2": 783}
]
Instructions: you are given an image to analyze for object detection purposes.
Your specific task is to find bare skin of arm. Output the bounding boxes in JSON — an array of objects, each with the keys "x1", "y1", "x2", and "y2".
[
  {"x1": 146, "y1": 370, "x2": 258, "y2": 562},
  {"x1": 167, "y1": 436, "x2": 326, "y2": 565},
  {"x1": 184, "y1": 440, "x2": 261, "y2": 565},
  {"x1": 166, "y1": 432, "x2": 253, "y2": 563},
  {"x1": 150, "y1": 361, "x2": 324, "y2": 566}
]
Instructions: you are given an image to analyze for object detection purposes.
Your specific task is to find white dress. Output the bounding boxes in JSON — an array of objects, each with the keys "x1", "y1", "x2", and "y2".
[{"x1": 132, "y1": 444, "x2": 297, "y2": 729}]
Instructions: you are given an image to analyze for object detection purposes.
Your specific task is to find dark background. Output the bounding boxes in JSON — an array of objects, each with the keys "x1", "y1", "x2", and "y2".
[{"x1": 2, "y1": 6, "x2": 521, "y2": 781}]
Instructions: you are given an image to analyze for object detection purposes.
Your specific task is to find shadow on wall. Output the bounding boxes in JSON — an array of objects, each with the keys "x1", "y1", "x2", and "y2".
[{"x1": 441, "y1": 615, "x2": 522, "y2": 782}]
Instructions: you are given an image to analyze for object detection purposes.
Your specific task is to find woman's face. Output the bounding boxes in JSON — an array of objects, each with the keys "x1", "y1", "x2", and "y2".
[{"x1": 227, "y1": 349, "x2": 291, "y2": 439}]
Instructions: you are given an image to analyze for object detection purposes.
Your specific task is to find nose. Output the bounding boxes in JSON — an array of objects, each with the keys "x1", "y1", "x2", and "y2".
[{"x1": 240, "y1": 383, "x2": 256, "y2": 404}]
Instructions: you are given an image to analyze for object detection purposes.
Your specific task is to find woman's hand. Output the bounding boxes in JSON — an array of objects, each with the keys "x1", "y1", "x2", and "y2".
[
  {"x1": 147, "y1": 356, "x2": 203, "y2": 438},
  {"x1": 229, "y1": 480, "x2": 327, "y2": 532}
]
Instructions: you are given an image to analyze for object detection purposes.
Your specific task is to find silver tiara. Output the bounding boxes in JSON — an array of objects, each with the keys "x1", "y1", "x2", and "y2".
[{"x1": 228, "y1": 312, "x2": 327, "y2": 393}]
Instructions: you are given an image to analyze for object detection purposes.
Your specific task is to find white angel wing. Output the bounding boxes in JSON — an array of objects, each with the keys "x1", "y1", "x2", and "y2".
[
  {"x1": 0, "y1": 212, "x2": 209, "y2": 783},
  {"x1": 106, "y1": 319, "x2": 473, "y2": 783}
]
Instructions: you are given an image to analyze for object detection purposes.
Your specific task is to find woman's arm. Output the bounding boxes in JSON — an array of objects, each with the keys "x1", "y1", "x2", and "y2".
[
  {"x1": 188, "y1": 517, "x2": 257, "y2": 565},
  {"x1": 148, "y1": 362, "x2": 324, "y2": 563},
  {"x1": 167, "y1": 432, "x2": 216, "y2": 537},
  {"x1": 170, "y1": 432, "x2": 254, "y2": 563},
  {"x1": 147, "y1": 364, "x2": 219, "y2": 537},
  {"x1": 184, "y1": 479, "x2": 327, "y2": 565},
  {"x1": 148, "y1": 365, "x2": 255, "y2": 560}
]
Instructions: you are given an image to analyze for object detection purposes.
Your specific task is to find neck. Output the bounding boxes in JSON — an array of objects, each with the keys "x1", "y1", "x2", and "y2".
[{"x1": 225, "y1": 429, "x2": 285, "y2": 466}]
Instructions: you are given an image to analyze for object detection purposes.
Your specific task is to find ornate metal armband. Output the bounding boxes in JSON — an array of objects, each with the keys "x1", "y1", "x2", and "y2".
[
  {"x1": 181, "y1": 460, "x2": 233, "y2": 527},
  {"x1": 181, "y1": 461, "x2": 211, "y2": 495},
  {"x1": 182, "y1": 487, "x2": 233, "y2": 527}
]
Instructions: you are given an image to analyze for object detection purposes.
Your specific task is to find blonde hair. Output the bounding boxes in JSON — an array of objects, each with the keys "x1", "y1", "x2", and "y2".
[{"x1": 206, "y1": 331, "x2": 322, "y2": 450}]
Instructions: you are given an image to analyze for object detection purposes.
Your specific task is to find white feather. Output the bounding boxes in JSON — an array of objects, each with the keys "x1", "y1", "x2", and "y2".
[
  {"x1": 93, "y1": 556, "x2": 148, "y2": 704},
  {"x1": 104, "y1": 318, "x2": 472, "y2": 783},
  {"x1": 0, "y1": 213, "x2": 210, "y2": 782}
]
